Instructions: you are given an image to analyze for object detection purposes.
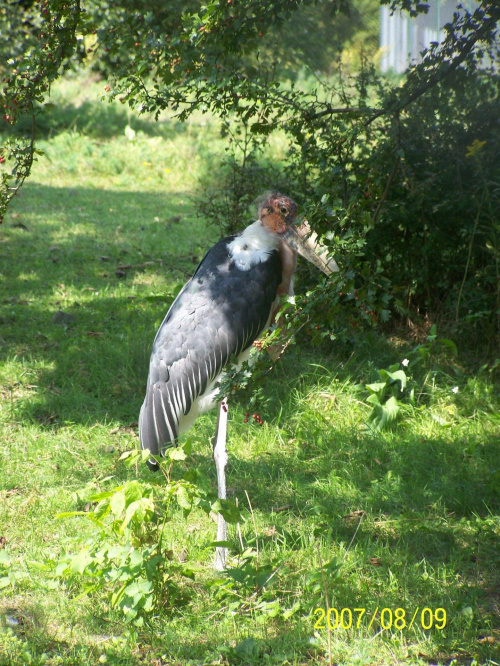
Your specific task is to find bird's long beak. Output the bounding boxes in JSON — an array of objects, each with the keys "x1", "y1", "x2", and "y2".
[{"x1": 280, "y1": 221, "x2": 339, "y2": 276}]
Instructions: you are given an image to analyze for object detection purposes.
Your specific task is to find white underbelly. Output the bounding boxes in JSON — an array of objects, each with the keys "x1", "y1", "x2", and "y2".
[{"x1": 177, "y1": 345, "x2": 255, "y2": 434}]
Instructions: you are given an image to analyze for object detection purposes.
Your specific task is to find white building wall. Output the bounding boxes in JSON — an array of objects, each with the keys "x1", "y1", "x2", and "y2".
[{"x1": 380, "y1": 1, "x2": 477, "y2": 73}]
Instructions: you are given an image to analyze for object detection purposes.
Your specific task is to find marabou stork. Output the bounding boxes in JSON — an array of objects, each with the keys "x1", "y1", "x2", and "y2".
[{"x1": 139, "y1": 193, "x2": 336, "y2": 569}]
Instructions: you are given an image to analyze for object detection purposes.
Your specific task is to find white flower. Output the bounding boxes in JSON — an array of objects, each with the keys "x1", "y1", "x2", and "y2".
[
  {"x1": 402, "y1": 358, "x2": 409, "y2": 367},
  {"x1": 452, "y1": 386, "x2": 459, "y2": 394}
]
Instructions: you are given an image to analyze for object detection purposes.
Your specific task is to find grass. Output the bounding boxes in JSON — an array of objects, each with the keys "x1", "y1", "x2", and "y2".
[{"x1": 1, "y1": 73, "x2": 500, "y2": 666}]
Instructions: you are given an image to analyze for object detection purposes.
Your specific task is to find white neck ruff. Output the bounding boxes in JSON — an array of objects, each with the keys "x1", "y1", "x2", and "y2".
[{"x1": 226, "y1": 220, "x2": 279, "y2": 271}]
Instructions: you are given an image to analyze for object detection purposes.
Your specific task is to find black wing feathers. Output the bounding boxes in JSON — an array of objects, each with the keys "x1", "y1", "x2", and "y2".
[{"x1": 139, "y1": 236, "x2": 282, "y2": 461}]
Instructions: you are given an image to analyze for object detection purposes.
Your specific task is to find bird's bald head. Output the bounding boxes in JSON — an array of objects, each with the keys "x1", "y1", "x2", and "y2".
[{"x1": 258, "y1": 193, "x2": 298, "y2": 234}]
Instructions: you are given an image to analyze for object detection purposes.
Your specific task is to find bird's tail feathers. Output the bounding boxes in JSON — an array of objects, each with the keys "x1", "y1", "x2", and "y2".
[{"x1": 139, "y1": 383, "x2": 178, "y2": 471}]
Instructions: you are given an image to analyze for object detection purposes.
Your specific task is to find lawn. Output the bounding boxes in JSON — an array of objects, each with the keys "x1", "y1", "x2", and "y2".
[{"x1": 0, "y1": 74, "x2": 499, "y2": 666}]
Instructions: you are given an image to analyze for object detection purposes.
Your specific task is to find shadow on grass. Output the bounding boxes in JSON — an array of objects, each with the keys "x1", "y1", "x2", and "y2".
[
  {"x1": 8, "y1": 99, "x2": 190, "y2": 141},
  {"x1": 0, "y1": 183, "x2": 216, "y2": 422},
  {"x1": 178, "y1": 410, "x2": 500, "y2": 550}
]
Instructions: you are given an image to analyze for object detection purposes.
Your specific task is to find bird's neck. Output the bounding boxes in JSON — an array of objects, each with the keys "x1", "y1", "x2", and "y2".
[
  {"x1": 240, "y1": 219, "x2": 279, "y2": 246},
  {"x1": 276, "y1": 239, "x2": 297, "y2": 296},
  {"x1": 226, "y1": 220, "x2": 279, "y2": 271}
]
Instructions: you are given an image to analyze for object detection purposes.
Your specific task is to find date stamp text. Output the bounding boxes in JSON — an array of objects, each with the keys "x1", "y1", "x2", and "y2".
[{"x1": 314, "y1": 607, "x2": 447, "y2": 632}]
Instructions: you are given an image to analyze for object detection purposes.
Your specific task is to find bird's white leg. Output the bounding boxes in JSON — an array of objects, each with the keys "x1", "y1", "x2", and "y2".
[{"x1": 213, "y1": 398, "x2": 228, "y2": 571}]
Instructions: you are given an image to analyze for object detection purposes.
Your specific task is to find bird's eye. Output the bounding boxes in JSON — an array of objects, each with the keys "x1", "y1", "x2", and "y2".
[{"x1": 280, "y1": 206, "x2": 288, "y2": 215}]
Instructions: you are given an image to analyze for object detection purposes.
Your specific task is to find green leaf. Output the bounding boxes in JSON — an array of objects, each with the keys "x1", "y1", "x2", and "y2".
[
  {"x1": 111, "y1": 583, "x2": 128, "y2": 608},
  {"x1": 0, "y1": 550, "x2": 11, "y2": 566},
  {"x1": 365, "y1": 381, "x2": 387, "y2": 394},
  {"x1": 175, "y1": 485, "x2": 193, "y2": 510},
  {"x1": 122, "y1": 449, "x2": 151, "y2": 467},
  {"x1": 89, "y1": 488, "x2": 121, "y2": 502},
  {"x1": 250, "y1": 122, "x2": 275, "y2": 135},
  {"x1": 70, "y1": 549, "x2": 93, "y2": 575},
  {"x1": 181, "y1": 438, "x2": 193, "y2": 456},
  {"x1": 55, "y1": 511, "x2": 88, "y2": 519},
  {"x1": 283, "y1": 601, "x2": 301, "y2": 620},
  {"x1": 110, "y1": 490, "x2": 126, "y2": 518},
  {"x1": 431, "y1": 413, "x2": 452, "y2": 427},
  {"x1": 120, "y1": 498, "x2": 155, "y2": 532},
  {"x1": 119, "y1": 450, "x2": 134, "y2": 461},
  {"x1": 234, "y1": 637, "x2": 261, "y2": 659},
  {"x1": 367, "y1": 395, "x2": 400, "y2": 430},
  {"x1": 378, "y1": 368, "x2": 407, "y2": 391},
  {"x1": 211, "y1": 499, "x2": 242, "y2": 524},
  {"x1": 167, "y1": 447, "x2": 187, "y2": 461},
  {"x1": 123, "y1": 480, "x2": 146, "y2": 504},
  {"x1": 0, "y1": 576, "x2": 11, "y2": 589},
  {"x1": 55, "y1": 561, "x2": 70, "y2": 577},
  {"x1": 263, "y1": 600, "x2": 281, "y2": 617},
  {"x1": 366, "y1": 393, "x2": 381, "y2": 406},
  {"x1": 439, "y1": 338, "x2": 458, "y2": 355},
  {"x1": 129, "y1": 549, "x2": 144, "y2": 568},
  {"x1": 124, "y1": 578, "x2": 152, "y2": 598}
]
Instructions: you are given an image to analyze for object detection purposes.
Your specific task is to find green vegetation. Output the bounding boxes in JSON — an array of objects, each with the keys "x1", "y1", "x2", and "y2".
[{"x1": 1, "y1": 79, "x2": 499, "y2": 665}]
